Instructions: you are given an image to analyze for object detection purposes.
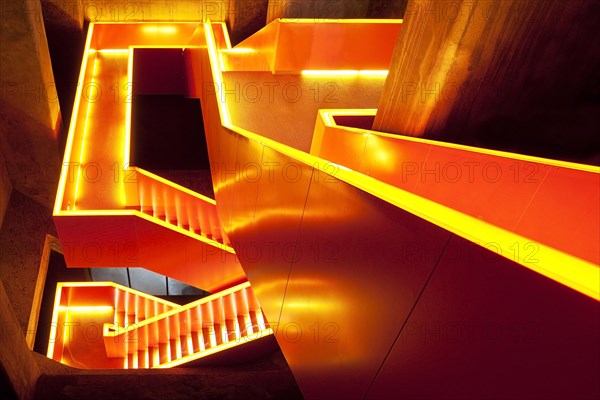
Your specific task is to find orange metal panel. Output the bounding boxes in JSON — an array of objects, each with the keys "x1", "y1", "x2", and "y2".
[
  {"x1": 275, "y1": 20, "x2": 402, "y2": 72},
  {"x1": 360, "y1": 130, "x2": 431, "y2": 192},
  {"x1": 366, "y1": 235, "x2": 600, "y2": 399},
  {"x1": 276, "y1": 164, "x2": 451, "y2": 399},
  {"x1": 318, "y1": 125, "x2": 369, "y2": 172},
  {"x1": 410, "y1": 144, "x2": 550, "y2": 232},
  {"x1": 315, "y1": 111, "x2": 599, "y2": 266},
  {"x1": 54, "y1": 213, "x2": 244, "y2": 292}
]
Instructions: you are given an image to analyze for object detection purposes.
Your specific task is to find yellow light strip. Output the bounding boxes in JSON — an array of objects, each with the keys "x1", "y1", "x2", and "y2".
[
  {"x1": 46, "y1": 284, "x2": 65, "y2": 357},
  {"x1": 54, "y1": 23, "x2": 95, "y2": 215},
  {"x1": 220, "y1": 22, "x2": 232, "y2": 49},
  {"x1": 58, "y1": 306, "x2": 114, "y2": 312},
  {"x1": 96, "y1": 49, "x2": 130, "y2": 54},
  {"x1": 221, "y1": 48, "x2": 256, "y2": 54},
  {"x1": 55, "y1": 281, "x2": 180, "y2": 307},
  {"x1": 301, "y1": 70, "x2": 389, "y2": 77},
  {"x1": 336, "y1": 169, "x2": 600, "y2": 300},
  {"x1": 280, "y1": 18, "x2": 403, "y2": 23}
]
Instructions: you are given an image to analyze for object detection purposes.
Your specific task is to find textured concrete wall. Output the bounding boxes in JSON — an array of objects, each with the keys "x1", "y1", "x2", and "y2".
[
  {"x1": 373, "y1": 0, "x2": 600, "y2": 163},
  {"x1": 0, "y1": 279, "x2": 41, "y2": 400}
]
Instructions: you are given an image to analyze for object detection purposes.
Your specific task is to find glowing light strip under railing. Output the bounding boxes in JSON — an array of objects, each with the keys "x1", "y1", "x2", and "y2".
[
  {"x1": 54, "y1": 23, "x2": 95, "y2": 215},
  {"x1": 48, "y1": 282, "x2": 181, "y2": 360},
  {"x1": 123, "y1": 48, "x2": 133, "y2": 169},
  {"x1": 205, "y1": 22, "x2": 232, "y2": 127},
  {"x1": 58, "y1": 306, "x2": 114, "y2": 312},
  {"x1": 202, "y1": 23, "x2": 599, "y2": 301}
]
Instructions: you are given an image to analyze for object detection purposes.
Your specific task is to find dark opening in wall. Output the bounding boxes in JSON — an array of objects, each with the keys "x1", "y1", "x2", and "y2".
[
  {"x1": 130, "y1": 48, "x2": 212, "y2": 172},
  {"x1": 333, "y1": 115, "x2": 375, "y2": 130}
]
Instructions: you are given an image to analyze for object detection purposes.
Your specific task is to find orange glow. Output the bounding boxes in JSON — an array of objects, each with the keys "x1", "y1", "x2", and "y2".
[
  {"x1": 301, "y1": 70, "x2": 389, "y2": 77},
  {"x1": 123, "y1": 49, "x2": 133, "y2": 169},
  {"x1": 58, "y1": 305, "x2": 114, "y2": 312},
  {"x1": 95, "y1": 49, "x2": 130, "y2": 54},
  {"x1": 280, "y1": 18, "x2": 403, "y2": 23},
  {"x1": 54, "y1": 23, "x2": 95, "y2": 214},
  {"x1": 48, "y1": 281, "x2": 271, "y2": 369},
  {"x1": 202, "y1": 23, "x2": 599, "y2": 300},
  {"x1": 72, "y1": 56, "x2": 97, "y2": 209},
  {"x1": 142, "y1": 25, "x2": 178, "y2": 34},
  {"x1": 204, "y1": 22, "x2": 233, "y2": 127}
]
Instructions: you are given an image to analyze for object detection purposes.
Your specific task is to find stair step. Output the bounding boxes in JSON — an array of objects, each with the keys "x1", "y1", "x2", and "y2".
[
  {"x1": 150, "y1": 346, "x2": 160, "y2": 367},
  {"x1": 170, "y1": 338, "x2": 179, "y2": 361},
  {"x1": 158, "y1": 342, "x2": 170, "y2": 364},
  {"x1": 139, "y1": 349, "x2": 149, "y2": 368},
  {"x1": 181, "y1": 334, "x2": 193, "y2": 357}
]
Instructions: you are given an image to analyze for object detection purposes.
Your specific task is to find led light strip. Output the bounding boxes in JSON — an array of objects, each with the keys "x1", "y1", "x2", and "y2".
[
  {"x1": 201, "y1": 23, "x2": 600, "y2": 300},
  {"x1": 301, "y1": 70, "x2": 389, "y2": 77}
]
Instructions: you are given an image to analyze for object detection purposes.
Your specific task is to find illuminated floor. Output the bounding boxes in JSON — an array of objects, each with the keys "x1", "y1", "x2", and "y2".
[{"x1": 72, "y1": 51, "x2": 129, "y2": 211}]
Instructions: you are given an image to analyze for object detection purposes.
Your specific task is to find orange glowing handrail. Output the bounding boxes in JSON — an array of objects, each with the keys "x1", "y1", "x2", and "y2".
[{"x1": 201, "y1": 22, "x2": 600, "y2": 301}]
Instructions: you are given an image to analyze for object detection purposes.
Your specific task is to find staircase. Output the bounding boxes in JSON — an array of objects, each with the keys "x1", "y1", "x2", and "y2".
[
  {"x1": 125, "y1": 167, "x2": 232, "y2": 247},
  {"x1": 48, "y1": 281, "x2": 272, "y2": 369}
]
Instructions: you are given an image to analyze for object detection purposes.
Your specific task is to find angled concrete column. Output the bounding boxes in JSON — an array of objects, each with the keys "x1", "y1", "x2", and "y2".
[
  {"x1": 0, "y1": 0, "x2": 62, "y2": 207},
  {"x1": 0, "y1": 147, "x2": 12, "y2": 228},
  {"x1": 373, "y1": 0, "x2": 600, "y2": 163}
]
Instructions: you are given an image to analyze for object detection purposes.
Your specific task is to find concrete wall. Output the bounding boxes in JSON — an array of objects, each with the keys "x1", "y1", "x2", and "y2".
[{"x1": 0, "y1": 148, "x2": 11, "y2": 229}]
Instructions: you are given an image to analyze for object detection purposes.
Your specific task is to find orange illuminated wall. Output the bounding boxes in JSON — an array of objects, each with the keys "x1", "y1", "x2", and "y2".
[{"x1": 49, "y1": 19, "x2": 599, "y2": 400}]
